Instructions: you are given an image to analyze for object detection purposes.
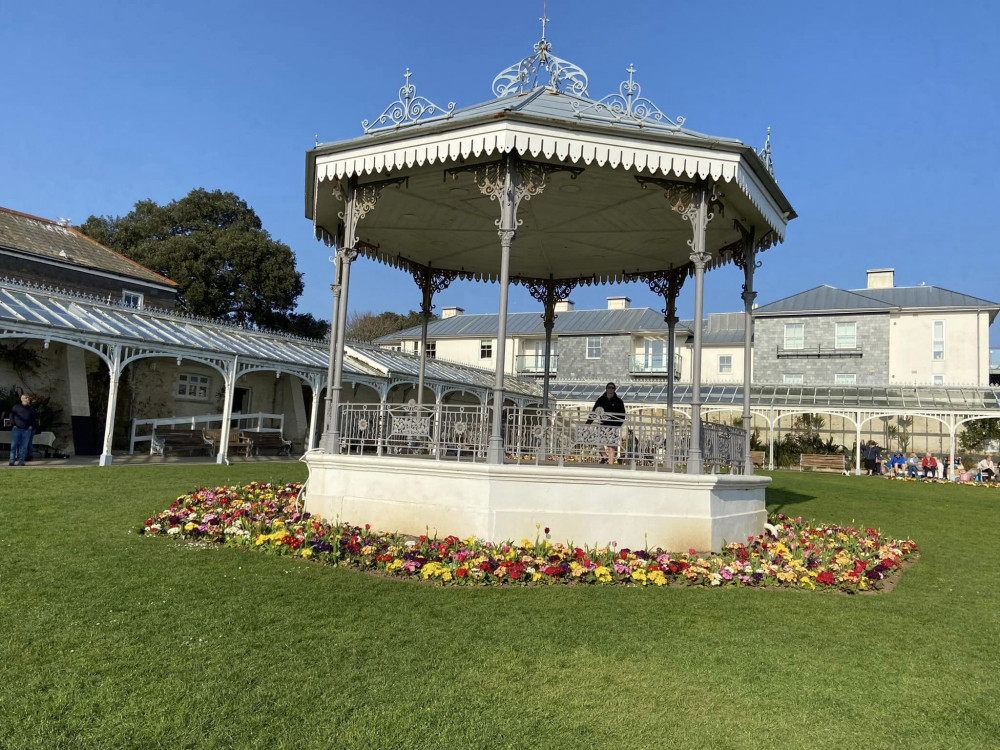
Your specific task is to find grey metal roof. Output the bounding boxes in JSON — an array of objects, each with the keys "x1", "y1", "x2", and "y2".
[
  {"x1": 756, "y1": 284, "x2": 1000, "y2": 318},
  {"x1": 346, "y1": 341, "x2": 541, "y2": 398},
  {"x1": 380, "y1": 308, "x2": 746, "y2": 342},
  {"x1": 549, "y1": 381, "x2": 1000, "y2": 412},
  {"x1": 0, "y1": 207, "x2": 177, "y2": 289}
]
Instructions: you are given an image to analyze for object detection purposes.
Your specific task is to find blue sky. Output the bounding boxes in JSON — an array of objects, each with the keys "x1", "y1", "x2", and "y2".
[{"x1": 3, "y1": 1, "x2": 999, "y2": 344}]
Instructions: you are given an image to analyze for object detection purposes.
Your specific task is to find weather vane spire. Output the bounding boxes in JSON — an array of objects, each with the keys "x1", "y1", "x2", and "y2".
[{"x1": 540, "y1": 0, "x2": 548, "y2": 39}]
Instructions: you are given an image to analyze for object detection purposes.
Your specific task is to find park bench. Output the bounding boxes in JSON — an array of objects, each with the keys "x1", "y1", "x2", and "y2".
[
  {"x1": 245, "y1": 431, "x2": 292, "y2": 456},
  {"x1": 750, "y1": 450, "x2": 766, "y2": 469},
  {"x1": 151, "y1": 428, "x2": 212, "y2": 456},
  {"x1": 203, "y1": 428, "x2": 251, "y2": 458},
  {"x1": 799, "y1": 453, "x2": 846, "y2": 473}
]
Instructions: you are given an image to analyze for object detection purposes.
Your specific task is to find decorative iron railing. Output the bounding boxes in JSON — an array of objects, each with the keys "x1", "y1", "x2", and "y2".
[{"x1": 336, "y1": 403, "x2": 745, "y2": 472}]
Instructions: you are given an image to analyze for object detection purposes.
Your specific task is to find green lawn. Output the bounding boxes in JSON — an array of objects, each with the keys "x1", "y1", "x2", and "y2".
[{"x1": 1, "y1": 465, "x2": 997, "y2": 749}]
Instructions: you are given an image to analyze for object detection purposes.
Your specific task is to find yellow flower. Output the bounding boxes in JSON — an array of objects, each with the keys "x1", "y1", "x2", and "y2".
[
  {"x1": 301, "y1": 548, "x2": 313, "y2": 558},
  {"x1": 799, "y1": 575, "x2": 815, "y2": 590},
  {"x1": 594, "y1": 566, "x2": 612, "y2": 582},
  {"x1": 386, "y1": 559, "x2": 403, "y2": 572},
  {"x1": 630, "y1": 569, "x2": 648, "y2": 585},
  {"x1": 648, "y1": 570, "x2": 667, "y2": 586},
  {"x1": 532, "y1": 572, "x2": 542, "y2": 582},
  {"x1": 184, "y1": 522, "x2": 196, "y2": 532}
]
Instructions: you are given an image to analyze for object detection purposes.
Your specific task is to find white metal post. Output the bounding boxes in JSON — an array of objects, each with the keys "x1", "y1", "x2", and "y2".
[
  {"x1": 98, "y1": 345, "x2": 122, "y2": 467},
  {"x1": 216, "y1": 356, "x2": 238, "y2": 464}
]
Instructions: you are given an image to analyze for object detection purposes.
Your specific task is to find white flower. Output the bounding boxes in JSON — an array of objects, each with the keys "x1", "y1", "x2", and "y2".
[{"x1": 167, "y1": 527, "x2": 180, "y2": 535}]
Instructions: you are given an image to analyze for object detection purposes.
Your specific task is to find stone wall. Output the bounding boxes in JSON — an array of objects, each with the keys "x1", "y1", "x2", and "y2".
[
  {"x1": 753, "y1": 313, "x2": 890, "y2": 386},
  {"x1": 556, "y1": 334, "x2": 631, "y2": 382}
]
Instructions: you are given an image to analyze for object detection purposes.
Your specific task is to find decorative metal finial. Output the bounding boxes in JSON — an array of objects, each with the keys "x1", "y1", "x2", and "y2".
[
  {"x1": 492, "y1": 9, "x2": 588, "y2": 98},
  {"x1": 757, "y1": 127, "x2": 774, "y2": 176},
  {"x1": 314, "y1": 134, "x2": 319, "y2": 147},
  {"x1": 571, "y1": 64, "x2": 684, "y2": 129},
  {"x1": 362, "y1": 68, "x2": 456, "y2": 134}
]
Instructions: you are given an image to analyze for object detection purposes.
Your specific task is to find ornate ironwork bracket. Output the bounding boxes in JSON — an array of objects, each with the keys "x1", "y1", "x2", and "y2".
[
  {"x1": 338, "y1": 176, "x2": 408, "y2": 248},
  {"x1": 445, "y1": 157, "x2": 583, "y2": 228},
  {"x1": 525, "y1": 278, "x2": 577, "y2": 328},
  {"x1": 362, "y1": 69, "x2": 456, "y2": 134},
  {"x1": 412, "y1": 264, "x2": 459, "y2": 316},
  {"x1": 638, "y1": 267, "x2": 688, "y2": 321},
  {"x1": 635, "y1": 175, "x2": 723, "y2": 262},
  {"x1": 571, "y1": 64, "x2": 685, "y2": 129}
]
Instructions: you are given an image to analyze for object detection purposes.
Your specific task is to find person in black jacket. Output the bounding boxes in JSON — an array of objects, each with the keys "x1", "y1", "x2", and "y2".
[
  {"x1": 587, "y1": 382, "x2": 626, "y2": 464},
  {"x1": 9, "y1": 393, "x2": 39, "y2": 467}
]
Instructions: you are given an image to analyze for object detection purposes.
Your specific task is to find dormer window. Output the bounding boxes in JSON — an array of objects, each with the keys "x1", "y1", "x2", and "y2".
[{"x1": 122, "y1": 290, "x2": 144, "y2": 309}]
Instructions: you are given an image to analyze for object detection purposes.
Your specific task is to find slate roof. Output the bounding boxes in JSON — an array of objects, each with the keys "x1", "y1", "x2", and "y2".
[
  {"x1": 378, "y1": 308, "x2": 746, "y2": 345},
  {"x1": 755, "y1": 284, "x2": 1000, "y2": 319},
  {"x1": 0, "y1": 207, "x2": 177, "y2": 288}
]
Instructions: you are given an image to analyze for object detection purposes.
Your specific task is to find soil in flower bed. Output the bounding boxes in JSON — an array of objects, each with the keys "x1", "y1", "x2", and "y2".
[{"x1": 140, "y1": 482, "x2": 918, "y2": 593}]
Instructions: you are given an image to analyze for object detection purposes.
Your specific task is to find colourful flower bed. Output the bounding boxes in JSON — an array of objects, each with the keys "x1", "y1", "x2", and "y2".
[{"x1": 140, "y1": 482, "x2": 918, "y2": 593}]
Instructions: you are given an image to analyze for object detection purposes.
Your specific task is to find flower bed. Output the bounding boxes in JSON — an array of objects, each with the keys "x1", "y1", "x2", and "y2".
[{"x1": 140, "y1": 482, "x2": 918, "y2": 593}]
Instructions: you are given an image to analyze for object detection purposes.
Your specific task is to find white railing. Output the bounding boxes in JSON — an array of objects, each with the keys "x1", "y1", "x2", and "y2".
[
  {"x1": 336, "y1": 403, "x2": 746, "y2": 472},
  {"x1": 130, "y1": 412, "x2": 285, "y2": 454}
]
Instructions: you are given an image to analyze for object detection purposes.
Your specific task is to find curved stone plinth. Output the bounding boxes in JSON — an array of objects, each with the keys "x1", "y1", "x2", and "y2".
[{"x1": 304, "y1": 454, "x2": 769, "y2": 552}]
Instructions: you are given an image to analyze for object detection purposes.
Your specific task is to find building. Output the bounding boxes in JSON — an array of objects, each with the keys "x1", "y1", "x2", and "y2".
[
  {"x1": 753, "y1": 269, "x2": 998, "y2": 388},
  {"x1": 378, "y1": 296, "x2": 748, "y2": 385}
]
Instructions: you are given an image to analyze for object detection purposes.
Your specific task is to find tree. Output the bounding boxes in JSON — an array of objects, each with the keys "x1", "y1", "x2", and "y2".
[
  {"x1": 959, "y1": 418, "x2": 1000, "y2": 452},
  {"x1": 79, "y1": 189, "x2": 327, "y2": 338},
  {"x1": 346, "y1": 310, "x2": 435, "y2": 343}
]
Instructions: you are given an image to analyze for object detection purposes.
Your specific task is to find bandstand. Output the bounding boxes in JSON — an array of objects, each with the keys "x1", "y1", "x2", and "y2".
[{"x1": 304, "y1": 25, "x2": 796, "y2": 550}]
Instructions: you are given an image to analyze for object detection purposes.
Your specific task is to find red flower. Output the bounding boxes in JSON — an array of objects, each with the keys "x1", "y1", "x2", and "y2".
[
  {"x1": 816, "y1": 571, "x2": 835, "y2": 585},
  {"x1": 543, "y1": 566, "x2": 563, "y2": 577},
  {"x1": 478, "y1": 561, "x2": 493, "y2": 572},
  {"x1": 456, "y1": 568, "x2": 469, "y2": 578}
]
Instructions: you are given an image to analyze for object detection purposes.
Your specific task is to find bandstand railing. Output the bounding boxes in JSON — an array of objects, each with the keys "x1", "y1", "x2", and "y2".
[{"x1": 336, "y1": 403, "x2": 746, "y2": 472}]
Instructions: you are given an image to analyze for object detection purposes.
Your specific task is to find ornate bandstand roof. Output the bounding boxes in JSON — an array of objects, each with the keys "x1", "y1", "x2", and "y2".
[{"x1": 306, "y1": 24, "x2": 795, "y2": 287}]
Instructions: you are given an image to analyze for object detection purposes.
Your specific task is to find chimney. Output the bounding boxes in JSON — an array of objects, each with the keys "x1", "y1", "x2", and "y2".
[
  {"x1": 554, "y1": 299, "x2": 574, "y2": 312},
  {"x1": 607, "y1": 296, "x2": 631, "y2": 310},
  {"x1": 866, "y1": 269, "x2": 894, "y2": 289},
  {"x1": 441, "y1": 306, "x2": 464, "y2": 319}
]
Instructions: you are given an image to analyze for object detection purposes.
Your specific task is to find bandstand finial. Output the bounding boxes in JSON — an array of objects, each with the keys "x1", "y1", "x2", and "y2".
[
  {"x1": 492, "y1": 3, "x2": 588, "y2": 98},
  {"x1": 758, "y1": 126, "x2": 774, "y2": 177},
  {"x1": 540, "y1": 0, "x2": 549, "y2": 39}
]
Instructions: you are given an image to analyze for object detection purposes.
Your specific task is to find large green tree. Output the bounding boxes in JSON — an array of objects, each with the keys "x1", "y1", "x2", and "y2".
[
  {"x1": 346, "y1": 310, "x2": 434, "y2": 343},
  {"x1": 79, "y1": 189, "x2": 327, "y2": 338}
]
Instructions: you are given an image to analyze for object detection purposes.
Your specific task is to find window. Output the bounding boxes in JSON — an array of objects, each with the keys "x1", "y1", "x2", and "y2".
[
  {"x1": 718, "y1": 355, "x2": 733, "y2": 374},
  {"x1": 425, "y1": 341, "x2": 436, "y2": 359},
  {"x1": 644, "y1": 339, "x2": 665, "y2": 370},
  {"x1": 784, "y1": 323, "x2": 804, "y2": 350},
  {"x1": 587, "y1": 336, "x2": 602, "y2": 359},
  {"x1": 480, "y1": 340, "x2": 493, "y2": 359},
  {"x1": 122, "y1": 290, "x2": 144, "y2": 309},
  {"x1": 783, "y1": 373, "x2": 803, "y2": 385},
  {"x1": 834, "y1": 373, "x2": 857, "y2": 385},
  {"x1": 933, "y1": 375, "x2": 944, "y2": 386},
  {"x1": 835, "y1": 322, "x2": 857, "y2": 349},
  {"x1": 933, "y1": 320, "x2": 945, "y2": 360},
  {"x1": 177, "y1": 373, "x2": 211, "y2": 400}
]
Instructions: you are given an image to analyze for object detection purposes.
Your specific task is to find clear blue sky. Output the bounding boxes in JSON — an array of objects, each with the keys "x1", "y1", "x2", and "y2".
[{"x1": 3, "y1": 1, "x2": 998, "y2": 344}]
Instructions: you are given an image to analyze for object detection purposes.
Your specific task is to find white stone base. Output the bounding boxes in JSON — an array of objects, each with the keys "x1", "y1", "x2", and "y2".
[{"x1": 304, "y1": 455, "x2": 769, "y2": 552}]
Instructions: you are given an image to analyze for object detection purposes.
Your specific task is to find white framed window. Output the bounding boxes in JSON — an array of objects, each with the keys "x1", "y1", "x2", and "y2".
[
  {"x1": 480, "y1": 340, "x2": 493, "y2": 359},
  {"x1": 784, "y1": 323, "x2": 804, "y2": 350},
  {"x1": 177, "y1": 373, "x2": 211, "y2": 401},
  {"x1": 586, "y1": 336, "x2": 602, "y2": 359},
  {"x1": 718, "y1": 354, "x2": 733, "y2": 374},
  {"x1": 834, "y1": 373, "x2": 857, "y2": 385},
  {"x1": 835, "y1": 321, "x2": 857, "y2": 349},
  {"x1": 425, "y1": 341, "x2": 436, "y2": 359},
  {"x1": 932, "y1": 320, "x2": 945, "y2": 360},
  {"x1": 783, "y1": 373, "x2": 804, "y2": 385},
  {"x1": 933, "y1": 374, "x2": 944, "y2": 386},
  {"x1": 122, "y1": 290, "x2": 144, "y2": 309},
  {"x1": 644, "y1": 339, "x2": 665, "y2": 370}
]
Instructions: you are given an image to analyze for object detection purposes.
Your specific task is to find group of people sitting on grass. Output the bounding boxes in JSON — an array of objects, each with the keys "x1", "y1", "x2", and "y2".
[{"x1": 880, "y1": 449, "x2": 997, "y2": 482}]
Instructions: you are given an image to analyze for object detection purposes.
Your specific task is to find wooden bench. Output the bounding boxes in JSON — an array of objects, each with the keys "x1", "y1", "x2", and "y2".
[
  {"x1": 245, "y1": 431, "x2": 292, "y2": 456},
  {"x1": 750, "y1": 450, "x2": 766, "y2": 469},
  {"x1": 203, "y1": 428, "x2": 251, "y2": 458},
  {"x1": 799, "y1": 453, "x2": 846, "y2": 473},
  {"x1": 151, "y1": 429, "x2": 211, "y2": 456}
]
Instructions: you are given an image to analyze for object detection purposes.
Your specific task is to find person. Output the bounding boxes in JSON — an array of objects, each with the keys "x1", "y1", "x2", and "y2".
[
  {"x1": 920, "y1": 452, "x2": 938, "y2": 480},
  {"x1": 9, "y1": 393, "x2": 39, "y2": 467},
  {"x1": 863, "y1": 441, "x2": 880, "y2": 476},
  {"x1": 587, "y1": 382, "x2": 626, "y2": 464},
  {"x1": 955, "y1": 457, "x2": 974, "y2": 482},
  {"x1": 977, "y1": 455, "x2": 996, "y2": 482},
  {"x1": 888, "y1": 451, "x2": 906, "y2": 476},
  {"x1": 906, "y1": 452, "x2": 920, "y2": 478}
]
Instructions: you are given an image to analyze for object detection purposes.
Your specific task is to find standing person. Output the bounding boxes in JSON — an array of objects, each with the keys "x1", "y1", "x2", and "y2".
[
  {"x1": 863, "y1": 441, "x2": 876, "y2": 475},
  {"x1": 872, "y1": 442, "x2": 883, "y2": 475},
  {"x1": 587, "y1": 382, "x2": 626, "y2": 464},
  {"x1": 9, "y1": 393, "x2": 39, "y2": 467}
]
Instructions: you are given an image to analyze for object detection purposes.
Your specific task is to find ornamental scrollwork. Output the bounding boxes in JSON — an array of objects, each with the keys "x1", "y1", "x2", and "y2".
[
  {"x1": 525, "y1": 278, "x2": 577, "y2": 328},
  {"x1": 411, "y1": 265, "x2": 459, "y2": 315},
  {"x1": 571, "y1": 64, "x2": 685, "y2": 129},
  {"x1": 362, "y1": 69, "x2": 456, "y2": 134},
  {"x1": 492, "y1": 34, "x2": 589, "y2": 98}
]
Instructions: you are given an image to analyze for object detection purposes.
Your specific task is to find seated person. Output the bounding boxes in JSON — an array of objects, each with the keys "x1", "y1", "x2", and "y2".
[
  {"x1": 906, "y1": 452, "x2": 920, "y2": 478},
  {"x1": 888, "y1": 451, "x2": 906, "y2": 476},
  {"x1": 920, "y1": 453, "x2": 938, "y2": 479},
  {"x1": 977, "y1": 455, "x2": 996, "y2": 482},
  {"x1": 955, "y1": 458, "x2": 974, "y2": 482}
]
